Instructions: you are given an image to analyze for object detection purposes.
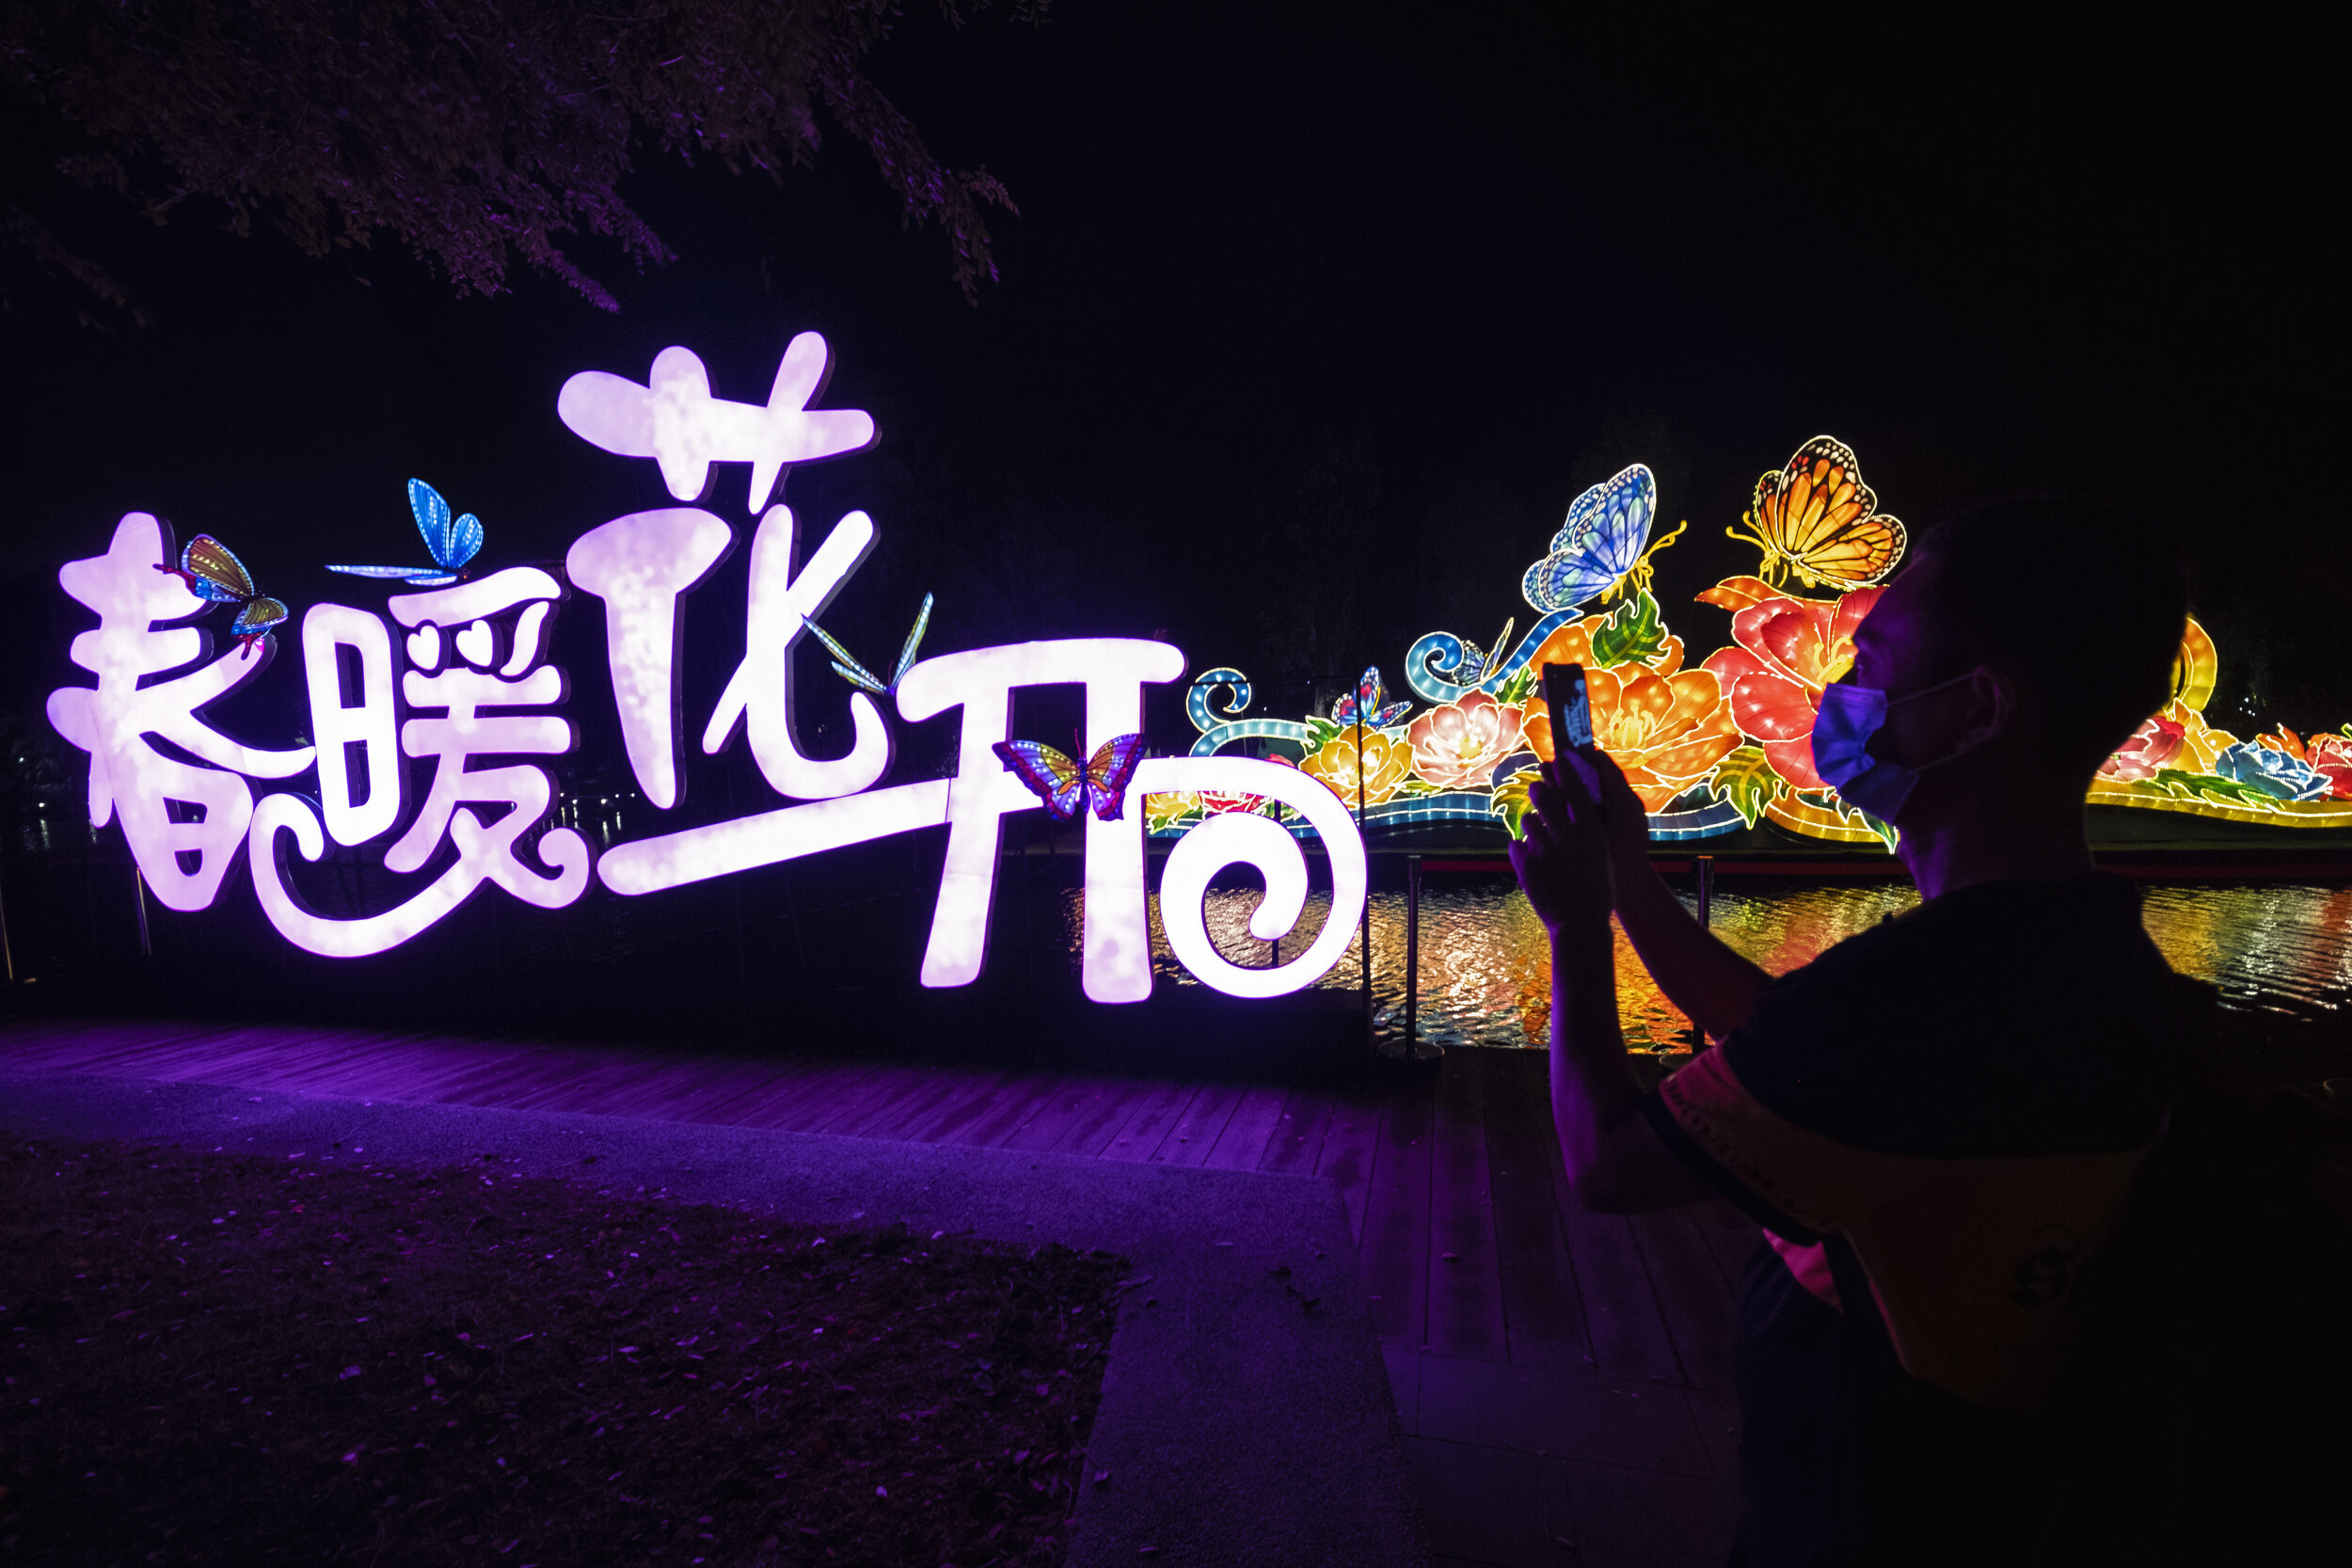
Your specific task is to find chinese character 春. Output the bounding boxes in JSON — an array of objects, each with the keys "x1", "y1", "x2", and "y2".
[{"x1": 45, "y1": 514, "x2": 313, "y2": 910}]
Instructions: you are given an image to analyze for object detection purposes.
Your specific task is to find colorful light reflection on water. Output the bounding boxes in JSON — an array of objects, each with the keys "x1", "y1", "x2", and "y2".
[{"x1": 1072, "y1": 879, "x2": 2352, "y2": 1051}]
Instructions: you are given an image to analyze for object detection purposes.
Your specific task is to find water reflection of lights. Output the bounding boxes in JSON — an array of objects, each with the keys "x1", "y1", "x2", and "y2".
[{"x1": 1066, "y1": 879, "x2": 2352, "y2": 1051}]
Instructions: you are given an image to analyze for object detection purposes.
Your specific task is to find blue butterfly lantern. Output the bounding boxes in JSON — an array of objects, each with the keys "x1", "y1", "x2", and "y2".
[
  {"x1": 1332, "y1": 667, "x2": 1411, "y2": 729},
  {"x1": 327, "y1": 478, "x2": 484, "y2": 587},
  {"x1": 1520, "y1": 464, "x2": 1685, "y2": 614}
]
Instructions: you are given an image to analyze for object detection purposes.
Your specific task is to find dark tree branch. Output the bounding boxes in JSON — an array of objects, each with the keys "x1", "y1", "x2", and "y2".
[{"x1": 0, "y1": 0, "x2": 1033, "y2": 317}]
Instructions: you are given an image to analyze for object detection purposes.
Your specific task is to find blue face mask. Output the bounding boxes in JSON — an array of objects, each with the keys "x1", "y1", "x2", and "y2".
[{"x1": 1811, "y1": 670, "x2": 1979, "y2": 822}]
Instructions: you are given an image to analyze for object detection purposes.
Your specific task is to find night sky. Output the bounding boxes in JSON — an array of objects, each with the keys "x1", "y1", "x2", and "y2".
[{"x1": 6, "y1": 5, "x2": 2345, "y2": 772}]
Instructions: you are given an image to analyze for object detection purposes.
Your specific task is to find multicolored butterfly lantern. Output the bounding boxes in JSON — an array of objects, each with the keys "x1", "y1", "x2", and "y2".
[
  {"x1": 993, "y1": 733, "x2": 1150, "y2": 823},
  {"x1": 1332, "y1": 667, "x2": 1411, "y2": 729},
  {"x1": 326, "y1": 478, "x2": 484, "y2": 587},
  {"x1": 1521, "y1": 463, "x2": 1687, "y2": 614},
  {"x1": 154, "y1": 534, "x2": 288, "y2": 657},
  {"x1": 803, "y1": 594, "x2": 933, "y2": 697}
]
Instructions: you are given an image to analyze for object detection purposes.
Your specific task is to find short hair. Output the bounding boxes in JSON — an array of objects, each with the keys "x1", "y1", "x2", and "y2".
[{"x1": 1905, "y1": 499, "x2": 2188, "y2": 776}]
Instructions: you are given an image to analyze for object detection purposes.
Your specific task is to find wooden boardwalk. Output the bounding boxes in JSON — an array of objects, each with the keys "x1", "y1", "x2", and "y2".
[{"x1": 0, "y1": 1019, "x2": 1748, "y2": 1566}]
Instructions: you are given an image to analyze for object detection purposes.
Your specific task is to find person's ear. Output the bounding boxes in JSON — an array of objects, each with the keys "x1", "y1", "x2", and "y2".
[{"x1": 1948, "y1": 665, "x2": 2016, "y2": 756}]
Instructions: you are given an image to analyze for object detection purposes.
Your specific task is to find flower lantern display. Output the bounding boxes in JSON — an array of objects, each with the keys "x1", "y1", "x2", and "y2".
[
  {"x1": 1298, "y1": 725, "x2": 1415, "y2": 805},
  {"x1": 2098, "y1": 715, "x2": 2187, "y2": 783},
  {"x1": 1695, "y1": 578, "x2": 1881, "y2": 792},
  {"x1": 1179, "y1": 436, "x2": 2352, "y2": 847},
  {"x1": 2289, "y1": 730, "x2": 2352, "y2": 800},
  {"x1": 1551, "y1": 666, "x2": 1742, "y2": 814},
  {"x1": 1405, "y1": 691, "x2": 1526, "y2": 791}
]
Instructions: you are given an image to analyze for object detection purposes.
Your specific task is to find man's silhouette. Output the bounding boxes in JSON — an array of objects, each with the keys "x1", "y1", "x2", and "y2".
[{"x1": 1510, "y1": 499, "x2": 2199, "y2": 1564}]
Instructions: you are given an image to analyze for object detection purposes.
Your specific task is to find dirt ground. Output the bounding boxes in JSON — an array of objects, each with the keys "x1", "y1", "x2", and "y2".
[{"x1": 0, "y1": 1135, "x2": 1130, "y2": 1567}]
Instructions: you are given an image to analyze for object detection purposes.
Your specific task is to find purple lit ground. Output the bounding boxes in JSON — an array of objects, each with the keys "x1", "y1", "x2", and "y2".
[{"x1": 2, "y1": 1021, "x2": 1746, "y2": 1566}]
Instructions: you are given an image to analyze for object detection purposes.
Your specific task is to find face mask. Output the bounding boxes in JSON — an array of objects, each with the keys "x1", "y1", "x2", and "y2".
[{"x1": 1810, "y1": 670, "x2": 1980, "y2": 821}]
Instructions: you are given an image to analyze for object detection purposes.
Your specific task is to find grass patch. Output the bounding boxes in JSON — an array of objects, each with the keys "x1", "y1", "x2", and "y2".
[{"x1": 0, "y1": 1132, "x2": 1128, "y2": 1566}]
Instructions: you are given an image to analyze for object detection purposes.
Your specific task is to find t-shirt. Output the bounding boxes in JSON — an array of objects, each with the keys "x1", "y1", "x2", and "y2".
[{"x1": 1641, "y1": 875, "x2": 2201, "y2": 1560}]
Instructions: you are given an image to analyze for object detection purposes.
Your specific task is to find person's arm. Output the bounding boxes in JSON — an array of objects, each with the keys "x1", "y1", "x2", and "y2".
[
  {"x1": 1567, "y1": 748, "x2": 1771, "y2": 1041},
  {"x1": 1511, "y1": 752, "x2": 1718, "y2": 1213}
]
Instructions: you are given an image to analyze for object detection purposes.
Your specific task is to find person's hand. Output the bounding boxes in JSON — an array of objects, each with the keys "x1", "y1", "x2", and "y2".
[
  {"x1": 1508, "y1": 749, "x2": 1617, "y2": 938},
  {"x1": 1562, "y1": 745, "x2": 1652, "y2": 883}
]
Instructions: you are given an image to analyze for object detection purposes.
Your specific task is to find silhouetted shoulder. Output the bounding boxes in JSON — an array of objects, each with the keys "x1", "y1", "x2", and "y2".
[{"x1": 1720, "y1": 876, "x2": 2173, "y2": 1158}]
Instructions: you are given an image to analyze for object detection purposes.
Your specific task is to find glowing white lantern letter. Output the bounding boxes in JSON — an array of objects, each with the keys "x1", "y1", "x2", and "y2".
[
  {"x1": 557, "y1": 335, "x2": 877, "y2": 511},
  {"x1": 701, "y1": 506, "x2": 890, "y2": 800},
  {"x1": 44, "y1": 514, "x2": 314, "y2": 911},
  {"x1": 300, "y1": 604, "x2": 404, "y2": 847},
  {"x1": 565, "y1": 509, "x2": 734, "y2": 809},
  {"x1": 1130, "y1": 755, "x2": 1369, "y2": 999},
  {"x1": 896, "y1": 638, "x2": 1186, "y2": 1000}
]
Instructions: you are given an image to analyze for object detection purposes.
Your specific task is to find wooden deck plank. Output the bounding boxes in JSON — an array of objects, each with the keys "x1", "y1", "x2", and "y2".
[
  {"x1": 1200, "y1": 1083, "x2": 1291, "y2": 1171},
  {"x1": 947, "y1": 1071, "x2": 1075, "y2": 1148},
  {"x1": 5, "y1": 1022, "x2": 232, "y2": 1072},
  {"x1": 469, "y1": 1048, "x2": 690, "y2": 1114},
  {"x1": 1359, "y1": 1069, "x2": 1436, "y2": 1348},
  {"x1": 1543, "y1": 1078, "x2": 1682, "y2": 1383},
  {"x1": 728, "y1": 1061, "x2": 890, "y2": 1131},
  {"x1": 215, "y1": 1027, "x2": 406, "y2": 1099},
  {"x1": 696, "y1": 1056, "x2": 871, "y2": 1129},
  {"x1": 773, "y1": 1060, "x2": 941, "y2": 1135},
  {"x1": 1095, "y1": 1079, "x2": 1210, "y2": 1163},
  {"x1": 1481, "y1": 1052, "x2": 1595, "y2": 1370},
  {"x1": 48, "y1": 1025, "x2": 290, "y2": 1081},
  {"x1": 1152, "y1": 1080, "x2": 1250, "y2": 1167},
  {"x1": 1629, "y1": 1207, "x2": 1740, "y2": 1390},
  {"x1": 156, "y1": 1027, "x2": 378, "y2": 1090},
  {"x1": 1255, "y1": 1085, "x2": 1338, "y2": 1178},
  {"x1": 997, "y1": 1075, "x2": 1141, "y2": 1154},
  {"x1": 558, "y1": 1053, "x2": 808, "y2": 1122},
  {"x1": 892, "y1": 1063, "x2": 1051, "y2": 1146},
  {"x1": 274, "y1": 1031, "x2": 543, "y2": 1101},
  {"x1": 389, "y1": 1042, "x2": 650, "y2": 1109},
  {"x1": 670, "y1": 1054, "x2": 848, "y2": 1127},
  {"x1": 195, "y1": 1031, "x2": 450, "y2": 1097},
  {"x1": 1313, "y1": 1082, "x2": 1387, "y2": 1242},
  {"x1": 1424, "y1": 1052, "x2": 1506, "y2": 1360},
  {"x1": 810, "y1": 1061, "x2": 961, "y2": 1139},
  {"x1": 1035, "y1": 1075, "x2": 1173, "y2": 1159},
  {"x1": 0, "y1": 1021, "x2": 182, "y2": 1066},
  {"x1": 246, "y1": 1030, "x2": 465, "y2": 1098}
]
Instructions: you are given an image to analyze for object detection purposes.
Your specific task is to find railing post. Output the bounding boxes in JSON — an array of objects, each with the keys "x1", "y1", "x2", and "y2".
[
  {"x1": 1406, "y1": 854, "x2": 1422, "y2": 1048},
  {"x1": 1688, "y1": 854, "x2": 1714, "y2": 1053},
  {"x1": 1357, "y1": 708, "x2": 1371, "y2": 1051},
  {"x1": 132, "y1": 865, "x2": 152, "y2": 958}
]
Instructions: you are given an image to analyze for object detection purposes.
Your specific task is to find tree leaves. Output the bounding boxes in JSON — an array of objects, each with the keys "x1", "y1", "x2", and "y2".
[
  {"x1": 2, "y1": 0, "x2": 1029, "y2": 315},
  {"x1": 1707, "y1": 745, "x2": 1781, "y2": 828}
]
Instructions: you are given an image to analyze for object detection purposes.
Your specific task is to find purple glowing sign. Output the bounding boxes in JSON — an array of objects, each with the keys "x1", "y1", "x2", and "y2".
[{"x1": 44, "y1": 336, "x2": 1367, "y2": 1001}]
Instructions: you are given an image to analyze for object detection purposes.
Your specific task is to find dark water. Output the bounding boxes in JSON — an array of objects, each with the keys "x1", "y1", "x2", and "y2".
[{"x1": 1083, "y1": 879, "x2": 2352, "y2": 1052}]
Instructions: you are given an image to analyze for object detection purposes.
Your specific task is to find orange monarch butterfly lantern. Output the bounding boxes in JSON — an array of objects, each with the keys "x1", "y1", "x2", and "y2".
[{"x1": 1724, "y1": 436, "x2": 1907, "y2": 593}]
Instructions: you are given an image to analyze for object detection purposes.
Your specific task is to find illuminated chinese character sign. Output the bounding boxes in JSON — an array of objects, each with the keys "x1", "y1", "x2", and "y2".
[
  {"x1": 42, "y1": 341, "x2": 2352, "y2": 1008},
  {"x1": 43, "y1": 334, "x2": 1368, "y2": 1003}
]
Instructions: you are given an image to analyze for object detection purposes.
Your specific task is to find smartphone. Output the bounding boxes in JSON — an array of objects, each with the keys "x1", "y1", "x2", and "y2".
[{"x1": 1543, "y1": 661, "x2": 1593, "y2": 751}]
